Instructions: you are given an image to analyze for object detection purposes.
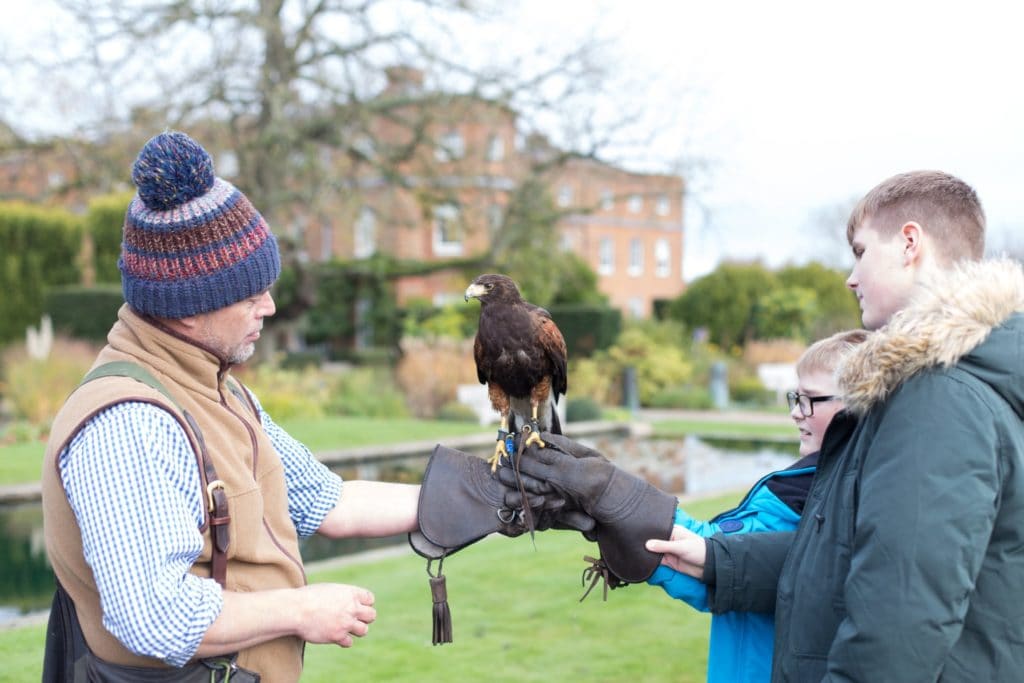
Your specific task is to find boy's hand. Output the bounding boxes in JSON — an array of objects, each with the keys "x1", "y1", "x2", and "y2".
[{"x1": 646, "y1": 525, "x2": 706, "y2": 578}]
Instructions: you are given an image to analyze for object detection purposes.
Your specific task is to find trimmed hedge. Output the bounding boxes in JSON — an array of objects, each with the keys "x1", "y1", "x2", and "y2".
[
  {"x1": 546, "y1": 304, "x2": 621, "y2": 358},
  {"x1": 45, "y1": 285, "x2": 124, "y2": 342},
  {"x1": 0, "y1": 202, "x2": 83, "y2": 343},
  {"x1": 85, "y1": 192, "x2": 133, "y2": 284}
]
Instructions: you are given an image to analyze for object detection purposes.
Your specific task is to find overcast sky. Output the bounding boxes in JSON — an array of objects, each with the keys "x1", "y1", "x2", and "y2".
[
  {"x1": 5, "y1": 1, "x2": 1022, "y2": 282},
  {"x1": 509, "y1": 0, "x2": 1024, "y2": 279}
]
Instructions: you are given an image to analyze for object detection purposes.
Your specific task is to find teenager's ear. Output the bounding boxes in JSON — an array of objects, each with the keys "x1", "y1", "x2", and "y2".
[{"x1": 900, "y1": 221, "x2": 923, "y2": 266}]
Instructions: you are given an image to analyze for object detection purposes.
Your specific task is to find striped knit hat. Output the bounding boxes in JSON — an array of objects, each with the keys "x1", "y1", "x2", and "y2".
[{"x1": 119, "y1": 131, "x2": 280, "y2": 319}]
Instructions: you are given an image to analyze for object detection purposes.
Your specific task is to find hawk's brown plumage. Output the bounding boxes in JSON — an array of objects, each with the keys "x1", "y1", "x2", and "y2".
[{"x1": 465, "y1": 274, "x2": 567, "y2": 455}]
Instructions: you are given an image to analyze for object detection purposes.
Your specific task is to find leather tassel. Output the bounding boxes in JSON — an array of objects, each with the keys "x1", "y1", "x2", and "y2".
[{"x1": 429, "y1": 574, "x2": 452, "y2": 645}]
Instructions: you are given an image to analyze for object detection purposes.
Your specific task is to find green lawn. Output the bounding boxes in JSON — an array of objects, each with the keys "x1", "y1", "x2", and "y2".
[
  {"x1": 0, "y1": 493, "x2": 737, "y2": 682},
  {"x1": 0, "y1": 416, "x2": 485, "y2": 487}
]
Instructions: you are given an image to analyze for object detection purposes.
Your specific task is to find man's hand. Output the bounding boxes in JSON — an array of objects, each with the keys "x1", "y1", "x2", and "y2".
[
  {"x1": 294, "y1": 583, "x2": 377, "y2": 648},
  {"x1": 646, "y1": 525, "x2": 706, "y2": 579}
]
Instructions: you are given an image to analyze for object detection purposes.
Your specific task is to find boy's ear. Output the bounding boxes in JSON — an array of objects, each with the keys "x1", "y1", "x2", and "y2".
[{"x1": 900, "y1": 221, "x2": 923, "y2": 266}]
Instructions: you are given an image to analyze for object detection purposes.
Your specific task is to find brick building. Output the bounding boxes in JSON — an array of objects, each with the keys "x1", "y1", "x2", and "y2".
[{"x1": 0, "y1": 68, "x2": 685, "y2": 319}]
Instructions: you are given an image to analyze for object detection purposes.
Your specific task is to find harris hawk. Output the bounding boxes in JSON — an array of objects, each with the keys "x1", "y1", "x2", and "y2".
[{"x1": 464, "y1": 273, "x2": 568, "y2": 469}]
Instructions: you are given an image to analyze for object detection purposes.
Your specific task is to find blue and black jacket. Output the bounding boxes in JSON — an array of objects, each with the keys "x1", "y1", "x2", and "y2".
[{"x1": 648, "y1": 452, "x2": 817, "y2": 683}]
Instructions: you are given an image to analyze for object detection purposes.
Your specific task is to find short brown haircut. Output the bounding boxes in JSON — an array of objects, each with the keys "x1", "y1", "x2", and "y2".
[
  {"x1": 797, "y1": 329, "x2": 870, "y2": 378},
  {"x1": 846, "y1": 170, "x2": 985, "y2": 262}
]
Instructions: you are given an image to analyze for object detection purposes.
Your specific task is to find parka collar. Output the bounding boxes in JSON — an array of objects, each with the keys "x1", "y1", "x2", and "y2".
[{"x1": 839, "y1": 258, "x2": 1024, "y2": 416}]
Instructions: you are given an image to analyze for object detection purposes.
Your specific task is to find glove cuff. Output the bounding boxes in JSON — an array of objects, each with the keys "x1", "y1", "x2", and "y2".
[{"x1": 592, "y1": 470, "x2": 677, "y2": 583}]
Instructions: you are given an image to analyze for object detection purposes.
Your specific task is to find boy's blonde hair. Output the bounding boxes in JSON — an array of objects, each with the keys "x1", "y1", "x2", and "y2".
[
  {"x1": 846, "y1": 170, "x2": 985, "y2": 263},
  {"x1": 797, "y1": 329, "x2": 870, "y2": 378}
]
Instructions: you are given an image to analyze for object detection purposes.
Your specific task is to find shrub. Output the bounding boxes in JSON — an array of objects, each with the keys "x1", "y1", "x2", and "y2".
[
  {"x1": 1, "y1": 337, "x2": 99, "y2": 428},
  {"x1": 436, "y1": 400, "x2": 479, "y2": 422},
  {"x1": 606, "y1": 325, "x2": 694, "y2": 406},
  {"x1": 729, "y1": 374, "x2": 774, "y2": 406},
  {"x1": 85, "y1": 192, "x2": 134, "y2": 284},
  {"x1": 565, "y1": 397, "x2": 602, "y2": 422},
  {"x1": 235, "y1": 364, "x2": 330, "y2": 421},
  {"x1": 44, "y1": 285, "x2": 124, "y2": 342},
  {"x1": 547, "y1": 304, "x2": 621, "y2": 358},
  {"x1": 647, "y1": 385, "x2": 714, "y2": 410},
  {"x1": 0, "y1": 202, "x2": 83, "y2": 343},
  {"x1": 395, "y1": 337, "x2": 477, "y2": 418},
  {"x1": 568, "y1": 357, "x2": 617, "y2": 406},
  {"x1": 326, "y1": 367, "x2": 410, "y2": 418}
]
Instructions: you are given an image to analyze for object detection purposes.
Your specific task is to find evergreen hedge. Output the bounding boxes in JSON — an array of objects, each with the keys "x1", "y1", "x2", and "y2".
[
  {"x1": 0, "y1": 202, "x2": 83, "y2": 343},
  {"x1": 85, "y1": 192, "x2": 132, "y2": 284},
  {"x1": 45, "y1": 285, "x2": 124, "y2": 342},
  {"x1": 546, "y1": 304, "x2": 622, "y2": 358}
]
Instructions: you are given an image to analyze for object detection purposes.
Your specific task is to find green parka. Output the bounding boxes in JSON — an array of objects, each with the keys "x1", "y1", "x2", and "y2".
[{"x1": 707, "y1": 259, "x2": 1024, "y2": 682}]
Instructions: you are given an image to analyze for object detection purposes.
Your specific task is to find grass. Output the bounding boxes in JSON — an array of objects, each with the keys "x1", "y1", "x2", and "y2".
[
  {"x1": 0, "y1": 416, "x2": 485, "y2": 487},
  {"x1": 0, "y1": 492, "x2": 735, "y2": 682}
]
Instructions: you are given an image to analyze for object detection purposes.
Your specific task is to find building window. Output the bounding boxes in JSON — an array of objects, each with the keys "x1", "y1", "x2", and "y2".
[
  {"x1": 435, "y1": 129, "x2": 465, "y2": 162},
  {"x1": 628, "y1": 238, "x2": 644, "y2": 277},
  {"x1": 600, "y1": 189, "x2": 614, "y2": 211},
  {"x1": 486, "y1": 134, "x2": 505, "y2": 162},
  {"x1": 627, "y1": 194, "x2": 643, "y2": 213},
  {"x1": 598, "y1": 237, "x2": 614, "y2": 275},
  {"x1": 353, "y1": 207, "x2": 376, "y2": 259},
  {"x1": 432, "y1": 203, "x2": 463, "y2": 256},
  {"x1": 655, "y1": 239, "x2": 671, "y2": 278},
  {"x1": 655, "y1": 194, "x2": 671, "y2": 216},
  {"x1": 557, "y1": 184, "x2": 573, "y2": 208},
  {"x1": 320, "y1": 217, "x2": 333, "y2": 261}
]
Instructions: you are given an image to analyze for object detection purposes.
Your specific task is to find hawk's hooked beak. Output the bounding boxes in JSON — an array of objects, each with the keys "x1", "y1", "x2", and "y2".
[{"x1": 465, "y1": 283, "x2": 486, "y2": 301}]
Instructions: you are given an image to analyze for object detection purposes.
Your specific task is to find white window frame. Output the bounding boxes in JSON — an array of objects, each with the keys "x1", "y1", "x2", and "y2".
[
  {"x1": 600, "y1": 189, "x2": 614, "y2": 211},
  {"x1": 557, "y1": 184, "x2": 573, "y2": 208},
  {"x1": 627, "y1": 194, "x2": 643, "y2": 213},
  {"x1": 598, "y1": 237, "x2": 614, "y2": 275},
  {"x1": 486, "y1": 134, "x2": 505, "y2": 162},
  {"x1": 432, "y1": 203, "x2": 463, "y2": 256},
  {"x1": 655, "y1": 238, "x2": 671, "y2": 278},
  {"x1": 628, "y1": 238, "x2": 644, "y2": 277},
  {"x1": 353, "y1": 206, "x2": 377, "y2": 259}
]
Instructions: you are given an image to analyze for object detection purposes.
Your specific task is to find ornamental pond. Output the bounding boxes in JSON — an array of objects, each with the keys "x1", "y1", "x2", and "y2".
[{"x1": 0, "y1": 428, "x2": 798, "y2": 626}]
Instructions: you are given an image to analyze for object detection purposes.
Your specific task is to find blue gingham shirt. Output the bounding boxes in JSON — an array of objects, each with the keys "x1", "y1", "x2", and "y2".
[{"x1": 58, "y1": 392, "x2": 343, "y2": 666}]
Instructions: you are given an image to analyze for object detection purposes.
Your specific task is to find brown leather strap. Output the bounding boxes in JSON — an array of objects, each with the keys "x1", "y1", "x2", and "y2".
[{"x1": 184, "y1": 411, "x2": 230, "y2": 587}]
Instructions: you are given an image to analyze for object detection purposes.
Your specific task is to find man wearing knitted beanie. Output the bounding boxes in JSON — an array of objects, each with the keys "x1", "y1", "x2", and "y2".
[{"x1": 40, "y1": 131, "x2": 566, "y2": 681}]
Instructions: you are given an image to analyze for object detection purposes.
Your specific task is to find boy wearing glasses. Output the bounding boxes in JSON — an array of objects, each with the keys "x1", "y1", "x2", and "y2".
[{"x1": 646, "y1": 329, "x2": 867, "y2": 683}]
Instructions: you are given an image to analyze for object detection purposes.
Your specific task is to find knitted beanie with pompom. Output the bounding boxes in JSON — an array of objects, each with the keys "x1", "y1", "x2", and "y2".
[{"x1": 119, "y1": 131, "x2": 280, "y2": 319}]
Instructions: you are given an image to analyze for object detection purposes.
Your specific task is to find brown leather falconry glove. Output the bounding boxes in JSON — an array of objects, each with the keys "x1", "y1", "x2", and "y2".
[
  {"x1": 497, "y1": 433, "x2": 677, "y2": 587},
  {"x1": 408, "y1": 445, "x2": 595, "y2": 644}
]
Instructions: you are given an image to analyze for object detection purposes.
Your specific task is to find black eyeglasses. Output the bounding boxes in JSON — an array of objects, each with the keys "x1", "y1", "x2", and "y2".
[{"x1": 786, "y1": 391, "x2": 837, "y2": 417}]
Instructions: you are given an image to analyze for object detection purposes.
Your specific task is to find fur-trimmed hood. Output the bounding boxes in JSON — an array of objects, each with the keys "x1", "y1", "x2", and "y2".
[{"x1": 839, "y1": 258, "x2": 1024, "y2": 416}]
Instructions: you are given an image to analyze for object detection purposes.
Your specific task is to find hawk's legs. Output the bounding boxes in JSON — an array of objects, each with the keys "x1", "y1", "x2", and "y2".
[{"x1": 489, "y1": 414, "x2": 512, "y2": 472}]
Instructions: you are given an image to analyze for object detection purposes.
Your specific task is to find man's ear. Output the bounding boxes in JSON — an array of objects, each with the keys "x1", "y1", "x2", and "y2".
[
  {"x1": 164, "y1": 314, "x2": 201, "y2": 335},
  {"x1": 900, "y1": 221, "x2": 924, "y2": 266}
]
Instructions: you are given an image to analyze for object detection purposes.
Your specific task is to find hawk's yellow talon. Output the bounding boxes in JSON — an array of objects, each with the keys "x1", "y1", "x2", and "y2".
[
  {"x1": 489, "y1": 441, "x2": 506, "y2": 472},
  {"x1": 524, "y1": 429, "x2": 545, "y2": 449}
]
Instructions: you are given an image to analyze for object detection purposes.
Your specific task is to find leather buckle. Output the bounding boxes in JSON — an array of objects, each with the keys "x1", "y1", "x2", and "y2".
[{"x1": 206, "y1": 479, "x2": 226, "y2": 513}]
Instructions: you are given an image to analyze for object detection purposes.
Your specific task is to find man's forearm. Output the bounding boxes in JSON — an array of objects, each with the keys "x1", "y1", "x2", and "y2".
[
  {"x1": 316, "y1": 481, "x2": 420, "y2": 538},
  {"x1": 195, "y1": 583, "x2": 377, "y2": 657}
]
